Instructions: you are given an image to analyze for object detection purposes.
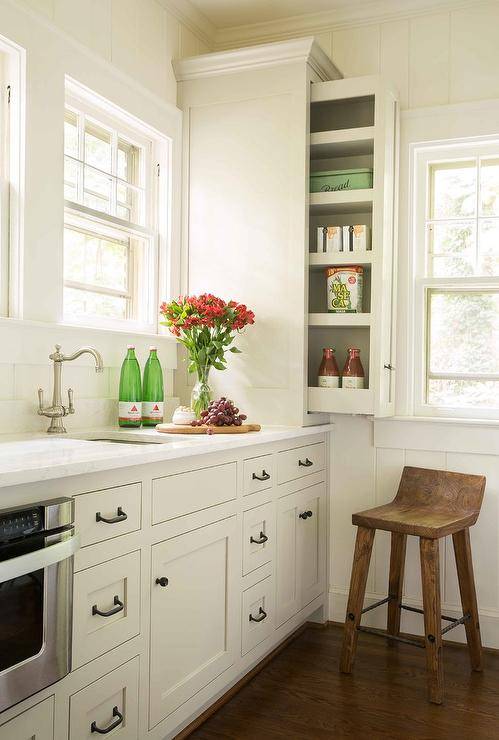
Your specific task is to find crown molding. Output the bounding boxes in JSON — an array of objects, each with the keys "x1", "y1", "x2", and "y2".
[
  {"x1": 213, "y1": 0, "x2": 484, "y2": 49},
  {"x1": 174, "y1": 36, "x2": 341, "y2": 82},
  {"x1": 157, "y1": 0, "x2": 216, "y2": 48}
]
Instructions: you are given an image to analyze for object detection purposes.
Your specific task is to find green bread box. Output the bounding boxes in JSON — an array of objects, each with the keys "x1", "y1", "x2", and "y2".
[{"x1": 310, "y1": 168, "x2": 373, "y2": 193}]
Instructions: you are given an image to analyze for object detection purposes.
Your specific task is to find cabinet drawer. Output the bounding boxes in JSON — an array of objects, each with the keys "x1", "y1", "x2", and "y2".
[
  {"x1": 242, "y1": 501, "x2": 275, "y2": 575},
  {"x1": 69, "y1": 657, "x2": 139, "y2": 740},
  {"x1": 0, "y1": 697, "x2": 54, "y2": 740},
  {"x1": 277, "y1": 442, "x2": 325, "y2": 484},
  {"x1": 74, "y1": 483, "x2": 141, "y2": 547},
  {"x1": 241, "y1": 577, "x2": 274, "y2": 655},
  {"x1": 243, "y1": 454, "x2": 274, "y2": 496},
  {"x1": 152, "y1": 462, "x2": 236, "y2": 524},
  {"x1": 72, "y1": 551, "x2": 140, "y2": 668}
]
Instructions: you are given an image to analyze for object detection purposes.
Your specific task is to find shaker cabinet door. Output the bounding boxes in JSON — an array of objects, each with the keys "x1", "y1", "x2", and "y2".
[
  {"x1": 149, "y1": 517, "x2": 237, "y2": 728},
  {"x1": 297, "y1": 483, "x2": 326, "y2": 609},
  {"x1": 276, "y1": 483, "x2": 326, "y2": 627}
]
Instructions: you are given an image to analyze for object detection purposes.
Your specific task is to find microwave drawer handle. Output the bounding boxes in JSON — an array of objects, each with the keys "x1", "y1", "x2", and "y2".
[
  {"x1": 91, "y1": 706, "x2": 124, "y2": 734},
  {"x1": 249, "y1": 606, "x2": 267, "y2": 623},
  {"x1": 0, "y1": 531, "x2": 80, "y2": 583},
  {"x1": 252, "y1": 470, "x2": 270, "y2": 481},
  {"x1": 298, "y1": 458, "x2": 313, "y2": 467},
  {"x1": 92, "y1": 595, "x2": 124, "y2": 618},
  {"x1": 96, "y1": 507, "x2": 128, "y2": 524}
]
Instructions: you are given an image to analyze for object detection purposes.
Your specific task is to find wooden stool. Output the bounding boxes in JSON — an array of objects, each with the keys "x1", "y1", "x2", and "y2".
[{"x1": 340, "y1": 466, "x2": 486, "y2": 704}]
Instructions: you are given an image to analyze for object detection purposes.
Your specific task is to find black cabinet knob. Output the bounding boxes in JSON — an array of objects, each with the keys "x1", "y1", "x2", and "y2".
[
  {"x1": 299, "y1": 510, "x2": 313, "y2": 520},
  {"x1": 156, "y1": 577, "x2": 169, "y2": 587},
  {"x1": 298, "y1": 458, "x2": 313, "y2": 467}
]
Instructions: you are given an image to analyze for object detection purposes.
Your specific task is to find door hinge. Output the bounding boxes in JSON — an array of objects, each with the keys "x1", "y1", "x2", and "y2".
[
  {"x1": 156, "y1": 163, "x2": 160, "y2": 177},
  {"x1": 6, "y1": 85, "x2": 11, "y2": 104}
]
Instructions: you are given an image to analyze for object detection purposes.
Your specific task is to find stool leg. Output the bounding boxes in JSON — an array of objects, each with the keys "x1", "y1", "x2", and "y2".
[
  {"x1": 387, "y1": 532, "x2": 407, "y2": 636},
  {"x1": 452, "y1": 528, "x2": 483, "y2": 672},
  {"x1": 420, "y1": 537, "x2": 444, "y2": 704},
  {"x1": 340, "y1": 526, "x2": 375, "y2": 674}
]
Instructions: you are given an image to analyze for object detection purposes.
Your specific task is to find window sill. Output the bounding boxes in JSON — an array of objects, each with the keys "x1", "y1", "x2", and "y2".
[{"x1": 390, "y1": 415, "x2": 499, "y2": 428}]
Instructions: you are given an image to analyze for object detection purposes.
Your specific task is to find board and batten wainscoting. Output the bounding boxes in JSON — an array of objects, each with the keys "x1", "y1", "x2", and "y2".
[{"x1": 330, "y1": 415, "x2": 499, "y2": 649}]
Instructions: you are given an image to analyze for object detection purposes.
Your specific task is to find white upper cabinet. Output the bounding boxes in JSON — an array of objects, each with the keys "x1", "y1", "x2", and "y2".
[{"x1": 175, "y1": 42, "x2": 398, "y2": 422}]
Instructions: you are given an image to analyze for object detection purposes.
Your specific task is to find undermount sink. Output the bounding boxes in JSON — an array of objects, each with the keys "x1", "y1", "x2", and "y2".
[{"x1": 67, "y1": 430, "x2": 205, "y2": 445}]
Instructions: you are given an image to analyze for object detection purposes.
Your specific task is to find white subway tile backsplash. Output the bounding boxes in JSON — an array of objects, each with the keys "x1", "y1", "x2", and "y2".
[
  {"x1": 14, "y1": 364, "x2": 52, "y2": 402},
  {"x1": 0, "y1": 365, "x2": 15, "y2": 400},
  {"x1": 62, "y1": 365, "x2": 110, "y2": 399}
]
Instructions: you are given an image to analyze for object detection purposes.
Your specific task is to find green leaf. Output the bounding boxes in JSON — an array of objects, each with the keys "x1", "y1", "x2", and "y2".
[
  {"x1": 213, "y1": 361, "x2": 226, "y2": 371},
  {"x1": 229, "y1": 347, "x2": 242, "y2": 353}
]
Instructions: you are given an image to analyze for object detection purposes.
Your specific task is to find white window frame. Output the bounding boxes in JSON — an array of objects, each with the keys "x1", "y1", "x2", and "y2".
[
  {"x1": 0, "y1": 33, "x2": 24, "y2": 319},
  {"x1": 412, "y1": 136, "x2": 499, "y2": 420},
  {"x1": 63, "y1": 79, "x2": 171, "y2": 334}
]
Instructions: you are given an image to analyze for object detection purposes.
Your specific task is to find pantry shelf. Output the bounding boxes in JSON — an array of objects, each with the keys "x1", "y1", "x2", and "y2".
[
  {"x1": 309, "y1": 189, "x2": 374, "y2": 215},
  {"x1": 308, "y1": 387, "x2": 374, "y2": 415},
  {"x1": 308, "y1": 251, "x2": 374, "y2": 269},
  {"x1": 308, "y1": 313, "x2": 372, "y2": 328},
  {"x1": 310, "y1": 127, "x2": 375, "y2": 160}
]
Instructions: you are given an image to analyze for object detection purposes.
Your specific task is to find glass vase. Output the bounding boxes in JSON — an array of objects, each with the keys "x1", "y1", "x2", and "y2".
[{"x1": 190, "y1": 366, "x2": 212, "y2": 418}]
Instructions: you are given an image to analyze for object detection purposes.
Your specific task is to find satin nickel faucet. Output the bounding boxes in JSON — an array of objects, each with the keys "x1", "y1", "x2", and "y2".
[{"x1": 38, "y1": 344, "x2": 104, "y2": 434}]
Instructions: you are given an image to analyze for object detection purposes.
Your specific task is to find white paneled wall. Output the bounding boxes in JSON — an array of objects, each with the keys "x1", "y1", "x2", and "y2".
[
  {"x1": 19, "y1": 0, "x2": 212, "y2": 104},
  {"x1": 330, "y1": 415, "x2": 499, "y2": 649},
  {"x1": 216, "y1": 1, "x2": 499, "y2": 111}
]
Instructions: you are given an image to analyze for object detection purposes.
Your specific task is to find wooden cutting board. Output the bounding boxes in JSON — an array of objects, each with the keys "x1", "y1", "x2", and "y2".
[{"x1": 156, "y1": 423, "x2": 261, "y2": 435}]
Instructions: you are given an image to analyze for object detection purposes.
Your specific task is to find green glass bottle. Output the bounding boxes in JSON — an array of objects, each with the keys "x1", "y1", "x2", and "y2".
[
  {"x1": 142, "y1": 347, "x2": 164, "y2": 426},
  {"x1": 118, "y1": 345, "x2": 142, "y2": 428}
]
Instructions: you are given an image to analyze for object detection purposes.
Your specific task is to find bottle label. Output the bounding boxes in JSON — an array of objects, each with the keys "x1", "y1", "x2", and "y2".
[
  {"x1": 142, "y1": 401, "x2": 164, "y2": 421},
  {"x1": 119, "y1": 401, "x2": 142, "y2": 421},
  {"x1": 342, "y1": 376, "x2": 365, "y2": 389},
  {"x1": 318, "y1": 375, "x2": 339, "y2": 388}
]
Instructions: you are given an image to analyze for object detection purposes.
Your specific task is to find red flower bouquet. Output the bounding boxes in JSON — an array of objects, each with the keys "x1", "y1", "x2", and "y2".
[{"x1": 160, "y1": 294, "x2": 255, "y2": 416}]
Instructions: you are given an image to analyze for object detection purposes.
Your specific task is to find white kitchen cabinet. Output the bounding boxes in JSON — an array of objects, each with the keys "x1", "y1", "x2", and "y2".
[
  {"x1": 276, "y1": 483, "x2": 326, "y2": 626},
  {"x1": 0, "y1": 697, "x2": 54, "y2": 740},
  {"x1": 176, "y1": 45, "x2": 398, "y2": 421},
  {"x1": 149, "y1": 516, "x2": 238, "y2": 727}
]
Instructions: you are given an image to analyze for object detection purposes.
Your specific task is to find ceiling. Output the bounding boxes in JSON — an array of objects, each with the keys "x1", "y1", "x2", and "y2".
[{"x1": 187, "y1": 0, "x2": 384, "y2": 29}]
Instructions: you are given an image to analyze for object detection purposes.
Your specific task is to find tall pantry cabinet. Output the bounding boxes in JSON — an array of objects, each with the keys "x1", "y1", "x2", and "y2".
[{"x1": 175, "y1": 39, "x2": 399, "y2": 424}]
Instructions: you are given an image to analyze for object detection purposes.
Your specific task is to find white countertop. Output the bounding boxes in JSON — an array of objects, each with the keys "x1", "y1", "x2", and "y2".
[{"x1": 0, "y1": 425, "x2": 332, "y2": 489}]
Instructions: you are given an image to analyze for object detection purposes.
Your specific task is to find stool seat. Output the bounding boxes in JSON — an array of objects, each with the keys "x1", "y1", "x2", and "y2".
[
  {"x1": 353, "y1": 465, "x2": 484, "y2": 539},
  {"x1": 340, "y1": 465, "x2": 486, "y2": 705},
  {"x1": 352, "y1": 503, "x2": 478, "y2": 538}
]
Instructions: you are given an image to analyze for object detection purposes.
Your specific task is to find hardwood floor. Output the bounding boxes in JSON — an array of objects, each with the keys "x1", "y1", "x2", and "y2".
[{"x1": 188, "y1": 624, "x2": 499, "y2": 739}]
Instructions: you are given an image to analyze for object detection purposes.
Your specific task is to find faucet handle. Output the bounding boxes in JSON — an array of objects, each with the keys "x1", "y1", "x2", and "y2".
[
  {"x1": 67, "y1": 388, "x2": 75, "y2": 414},
  {"x1": 37, "y1": 388, "x2": 44, "y2": 415}
]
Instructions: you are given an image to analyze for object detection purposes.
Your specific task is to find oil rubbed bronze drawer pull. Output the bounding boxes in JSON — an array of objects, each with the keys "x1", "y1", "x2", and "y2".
[
  {"x1": 92, "y1": 595, "x2": 124, "y2": 618},
  {"x1": 249, "y1": 606, "x2": 267, "y2": 623},
  {"x1": 252, "y1": 470, "x2": 270, "y2": 481},
  {"x1": 250, "y1": 531, "x2": 268, "y2": 545},
  {"x1": 299, "y1": 510, "x2": 313, "y2": 520},
  {"x1": 298, "y1": 458, "x2": 313, "y2": 467},
  {"x1": 95, "y1": 507, "x2": 128, "y2": 524},
  {"x1": 91, "y1": 706, "x2": 124, "y2": 734},
  {"x1": 156, "y1": 577, "x2": 169, "y2": 587}
]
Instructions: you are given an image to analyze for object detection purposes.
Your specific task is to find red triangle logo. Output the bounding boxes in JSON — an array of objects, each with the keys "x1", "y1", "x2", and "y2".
[
  {"x1": 131, "y1": 405, "x2": 138, "y2": 412},
  {"x1": 153, "y1": 404, "x2": 159, "y2": 411}
]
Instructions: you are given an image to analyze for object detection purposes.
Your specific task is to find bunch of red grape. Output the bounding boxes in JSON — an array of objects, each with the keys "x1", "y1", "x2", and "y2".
[{"x1": 191, "y1": 397, "x2": 247, "y2": 428}]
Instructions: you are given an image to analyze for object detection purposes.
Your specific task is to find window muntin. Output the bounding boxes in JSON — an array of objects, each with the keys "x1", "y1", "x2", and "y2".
[
  {"x1": 415, "y1": 141, "x2": 499, "y2": 417},
  {"x1": 63, "y1": 91, "x2": 160, "y2": 330}
]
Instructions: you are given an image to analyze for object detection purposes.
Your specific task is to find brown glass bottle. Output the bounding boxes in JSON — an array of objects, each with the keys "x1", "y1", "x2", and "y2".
[
  {"x1": 342, "y1": 348, "x2": 365, "y2": 389},
  {"x1": 318, "y1": 348, "x2": 340, "y2": 388}
]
